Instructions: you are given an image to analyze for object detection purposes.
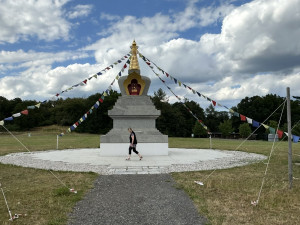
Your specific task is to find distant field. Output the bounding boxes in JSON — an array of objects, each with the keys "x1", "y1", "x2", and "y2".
[{"x1": 0, "y1": 126, "x2": 300, "y2": 224}]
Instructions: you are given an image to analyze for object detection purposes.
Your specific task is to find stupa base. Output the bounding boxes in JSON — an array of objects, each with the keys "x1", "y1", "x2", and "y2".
[{"x1": 99, "y1": 143, "x2": 169, "y2": 156}]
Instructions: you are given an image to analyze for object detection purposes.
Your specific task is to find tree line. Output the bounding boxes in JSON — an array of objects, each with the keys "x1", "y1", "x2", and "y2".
[{"x1": 1, "y1": 89, "x2": 300, "y2": 139}]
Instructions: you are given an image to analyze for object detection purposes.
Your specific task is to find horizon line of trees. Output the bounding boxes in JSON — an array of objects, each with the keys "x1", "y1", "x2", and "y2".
[{"x1": 1, "y1": 89, "x2": 300, "y2": 139}]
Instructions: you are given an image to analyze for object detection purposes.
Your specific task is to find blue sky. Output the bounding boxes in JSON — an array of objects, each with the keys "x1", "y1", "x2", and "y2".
[{"x1": 0, "y1": 0, "x2": 300, "y2": 108}]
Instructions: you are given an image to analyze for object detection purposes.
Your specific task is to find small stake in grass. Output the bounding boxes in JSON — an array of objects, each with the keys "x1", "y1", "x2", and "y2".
[
  {"x1": 251, "y1": 200, "x2": 258, "y2": 206},
  {"x1": 69, "y1": 188, "x2": 77, "y2": 194},
  {"x1": 194, "y1": 181, "x2": 204, "y2": 186}
]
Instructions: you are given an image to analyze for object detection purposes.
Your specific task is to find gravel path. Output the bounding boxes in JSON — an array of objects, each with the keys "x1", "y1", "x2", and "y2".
[{"x1": 67, "y1": 174, "x2": 207, "y2": 225}]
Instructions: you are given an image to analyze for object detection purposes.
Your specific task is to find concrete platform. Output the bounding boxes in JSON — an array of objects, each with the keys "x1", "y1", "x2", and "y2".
[
  {"x1": 100, "y1": 143, "x2": 168, "y2": 156},
  {"x1": 0, "y1": 148, "x2": 267, "y2": 175}
]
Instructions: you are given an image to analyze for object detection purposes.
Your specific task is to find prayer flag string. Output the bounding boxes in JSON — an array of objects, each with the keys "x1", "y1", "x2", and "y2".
[
  {"x1": 65, "y1": 58, "x2": 131, "y2": 134},
  {"x1": 139, "y1": 54, "x2": 210, "y2": 133},
  {"x1": 138, "y1": 51, "x2": 298, "y2": 141},
  {"x1": 0, "y1": 53, "x2": 131, "y2": 128}
]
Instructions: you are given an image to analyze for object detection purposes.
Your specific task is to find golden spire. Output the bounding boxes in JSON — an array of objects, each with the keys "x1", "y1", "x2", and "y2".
[{"x1": 129, "y1": 40, "x2": 140, "y2": 73}]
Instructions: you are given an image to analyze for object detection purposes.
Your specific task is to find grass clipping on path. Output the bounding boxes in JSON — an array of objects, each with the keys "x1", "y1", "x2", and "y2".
[{"x1": 171, "y1": 138, "x2": 300, "y2": 225}]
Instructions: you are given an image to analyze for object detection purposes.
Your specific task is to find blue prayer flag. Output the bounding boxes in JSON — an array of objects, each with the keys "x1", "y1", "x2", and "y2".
[
  {"x1": 4, "y1": 117, "x2": 13, "y2": 121},
  {"x1": 252, "y1": 120, "x2": 260, "y2": 128},
  {"x1": 293, "y1": 135, "x2": 300, "y2": 143}
]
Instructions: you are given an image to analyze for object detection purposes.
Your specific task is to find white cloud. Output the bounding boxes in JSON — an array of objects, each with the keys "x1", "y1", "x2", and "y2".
[
  {"x1": 1, "y1": 0, "x2": 300, "y2": 106},
  {"x1": 0, "y1": 0, "x2": 71, "y2": 43},
  {"x1": 100, "y1": 13, "x2": 121, "y2": 21},
  {"x1": 0, "y1": 62, "x2": 121, "y2": 100},
  {"x1": 67, "y1": 4, "x2": 93, "y2": 19},
  {"x1": 200, "y1": 0, "x2": 300, "y2": 74}
]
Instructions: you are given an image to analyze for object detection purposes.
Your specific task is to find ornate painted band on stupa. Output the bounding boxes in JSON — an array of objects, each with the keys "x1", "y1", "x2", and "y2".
[{"x1": 100, "y1": 40, "x2": 168, "y2": 156}]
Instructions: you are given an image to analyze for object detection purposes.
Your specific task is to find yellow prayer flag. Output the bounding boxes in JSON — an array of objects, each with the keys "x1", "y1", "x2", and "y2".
[
  {"x1": 178, "y1": 81, "x2": 181, "y2": 86},
  {"x1": 0, "y1": 120, "x2": 4, "y2": 126},
  {"x1": 80, "y1": 118, "x2": 83, "y2": 122},
  {"x1": 35, "y1": 103, "x2": 41, "y2": 108},
  {"x1": 103, "y1": 92, "x2": 108, "y2": 96},
  {"x1": 262, "y1": 124, "x2": 269, "y2": 129}
]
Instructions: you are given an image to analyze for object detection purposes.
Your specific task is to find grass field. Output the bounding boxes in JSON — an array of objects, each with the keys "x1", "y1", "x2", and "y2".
[{"x1": 0, "y1": 127, "x2": 300, "y2": 224}]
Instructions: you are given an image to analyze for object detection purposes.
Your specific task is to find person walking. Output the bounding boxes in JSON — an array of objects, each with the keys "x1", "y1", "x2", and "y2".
[{"x1": 126, "y1": 128, "x2": 143, "y2": 160}]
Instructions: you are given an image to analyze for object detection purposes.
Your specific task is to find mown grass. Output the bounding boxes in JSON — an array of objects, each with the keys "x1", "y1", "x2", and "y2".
[
  {"x1": 170, "y1": 137, "x2": 300, "y2": 225},
  {"x1": 0, "y1": 126, "x2": 99, "y2": 225},
  {"x1": 1, "y1": 128, "x2": 300, "y2": 224}
]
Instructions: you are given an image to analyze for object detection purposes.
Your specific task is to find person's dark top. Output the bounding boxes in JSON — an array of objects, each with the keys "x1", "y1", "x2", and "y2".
[{"x1": 129, "y1": 131, "x2": 137, "y2": 144}]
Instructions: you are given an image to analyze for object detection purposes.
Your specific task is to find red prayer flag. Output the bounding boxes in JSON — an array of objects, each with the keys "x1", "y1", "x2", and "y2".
[
  {"x1": 123, "y1": 64, "x2": 127, "y2": 68},
  {"x1": 56, "y1": 93, "x2": 59, "y2": 97},
  {"x1": 83, "y1": 79, "x2": 87, "y2": 84},
  {"x1": 277, "y1": 129, "x2": 283, "y2": 139},
  {"x1": 99, "y1": 98, "x2": 103, "y2": 103},
  {"x1": 146, "y1": 62, "x2": 151, "y2": 65},
  {"x1": 106, "y1": 67, "x2": 110, "y2": 70},
  {"x1": 166, "y1": 73, "x2": 169, "y2": 77},
  {"x1": 240, "y1": 114, "x2": 246, "y2": 121},
  {"x1": 21, "y1": 110, "x2": 29, "y2": 115},
  {"x1": 212, "y1": 100, "x2": 216, "y2": 106},
  {"x1": 75, "y1": 122, "x2": 79, "y2": 126}
]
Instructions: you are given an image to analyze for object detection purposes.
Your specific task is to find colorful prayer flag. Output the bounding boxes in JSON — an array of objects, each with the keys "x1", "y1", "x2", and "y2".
[
  {"x1": 246, "y1": 117, "x2": 252, "y2": 124},
  {"x1": 240, "y1": 114, "x2": 246, "y2": 121},
  {"x1": 252, "y1": 120, "x2": 260, "y2": 128},
  {"x1": 12, "y1": 113, "x2": 21, "y2": 117},
  {"x1": 293, "y1": 135, "x2": 300, "y2": 143},
  {"x1": 277, "y1": 129, "x2": 283, "y2": 139},
  {"x1": 262, "y1": 123, "x2": 269, "y2": 129},
  {"x1": 233, "y1": 112, "x2": 239, "y2": 117},
  {"x1": 21, "y1": 110, "x2": 29, "y2": 115},
  {"x1": 269, "y1": 127, "x2": 275, "y2": 134}
]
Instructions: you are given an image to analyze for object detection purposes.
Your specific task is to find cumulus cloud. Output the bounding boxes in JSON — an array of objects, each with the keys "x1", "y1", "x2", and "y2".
[
  {"x1": 1, "y1": 0, "x2": 300, "y2": 105},
  {"x1": 0, "y1": 62, "x2": 121, "y2": 100},
  {"x1": 0, "y1": 0, "x2": 70, "y2": 43},
  {"x1": 200, "y1": 0, "x2": 300, "y2": 74},
  {"x1": 67, "y1": 4, "x2": 93, "y2": 19}
]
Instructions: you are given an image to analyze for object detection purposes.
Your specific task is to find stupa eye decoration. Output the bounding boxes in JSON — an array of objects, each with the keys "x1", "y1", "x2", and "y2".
[{"x1": 128, "y1": 79, "x2": 141, "y2": 95}]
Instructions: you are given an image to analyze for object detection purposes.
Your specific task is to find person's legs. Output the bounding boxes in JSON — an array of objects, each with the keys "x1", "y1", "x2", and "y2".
[
  {"x1": 133, "y1": 147, "x2": 143, "y2": 160},
  {"x1": 126, "y1": 147, "x2": 133, "y2": 160}
]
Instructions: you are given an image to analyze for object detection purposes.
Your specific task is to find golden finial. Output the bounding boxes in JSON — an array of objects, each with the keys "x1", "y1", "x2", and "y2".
[{"x1": 129, "y1": 40, "x2": 140, "y2": 73}]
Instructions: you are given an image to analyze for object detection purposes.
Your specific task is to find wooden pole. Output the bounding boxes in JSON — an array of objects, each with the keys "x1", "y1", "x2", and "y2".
[{"x1": 287, "y1": 87, "x2": 293, "y2": 189}]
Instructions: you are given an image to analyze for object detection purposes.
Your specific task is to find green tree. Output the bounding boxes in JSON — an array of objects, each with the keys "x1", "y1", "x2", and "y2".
[
  {"x1": 239, "y1": 123, "x2": 251, "y2": 138},
  {"x1": 219, "y1": 120, "x2": 233, "y2": 138},
  {"x1": 193, "y1": 121, "x2": 207, "y2": 137}
]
